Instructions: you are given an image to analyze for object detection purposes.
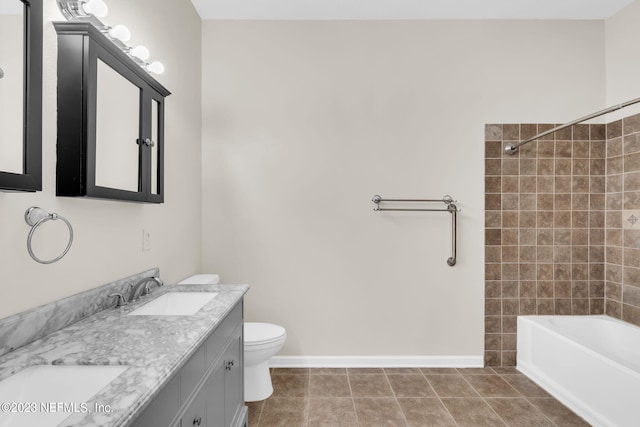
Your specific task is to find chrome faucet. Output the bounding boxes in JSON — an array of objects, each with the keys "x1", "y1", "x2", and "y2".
[{"x1": 129, "y1": 276, "x2": 164, "y2": 302}]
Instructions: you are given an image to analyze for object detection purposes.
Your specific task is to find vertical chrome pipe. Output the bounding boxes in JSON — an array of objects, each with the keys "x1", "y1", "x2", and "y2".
[{"x1": 447, "y1": 204, "x2": 457, "y2": 267}]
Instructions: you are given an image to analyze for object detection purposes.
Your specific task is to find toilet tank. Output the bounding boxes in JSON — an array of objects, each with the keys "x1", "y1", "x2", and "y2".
[{"x1": 177, "y1": 274, "x2": 220, "y2": 285}]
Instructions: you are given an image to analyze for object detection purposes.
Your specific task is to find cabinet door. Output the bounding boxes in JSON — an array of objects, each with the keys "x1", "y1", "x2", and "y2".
[
  {"x1": 225, "y1": 332, "x2": 244, "y2": 427},
  {"x1": 181, "y1": 389, "x2": 206, "y2": 427},
  {"x1": 205, "y1": 360, "x2": 226, "y2": 427}
]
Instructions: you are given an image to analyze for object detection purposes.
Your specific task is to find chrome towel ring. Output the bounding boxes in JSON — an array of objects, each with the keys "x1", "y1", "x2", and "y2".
[{"x1": 24, "y1": 207, "x2": 74, "y2": 264}]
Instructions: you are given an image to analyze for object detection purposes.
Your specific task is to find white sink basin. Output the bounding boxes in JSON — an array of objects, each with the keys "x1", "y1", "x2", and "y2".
[
  {"x1": 128, "y1": 292, "x2": 218, "y2": 316},
  {"x1": 0, "y1": 365, "x2": 127, "y2": 427}
]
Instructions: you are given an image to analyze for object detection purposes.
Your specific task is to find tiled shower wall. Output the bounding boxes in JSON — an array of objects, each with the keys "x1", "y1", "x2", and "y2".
[
  {"x1": 603, "y1": 115, "x2": 640, "y2": 325},
  {"x1": 485, "y1": 112, "x2": 640, "y2": 367},
  {"x1": 484, "y1": 122, "x2": 606, "y2": 367}
]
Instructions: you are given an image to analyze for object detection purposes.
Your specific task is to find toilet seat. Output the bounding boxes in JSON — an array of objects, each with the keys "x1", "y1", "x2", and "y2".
[{"x1": 245, "y1": 322, "x2": 286, "y2": 346}]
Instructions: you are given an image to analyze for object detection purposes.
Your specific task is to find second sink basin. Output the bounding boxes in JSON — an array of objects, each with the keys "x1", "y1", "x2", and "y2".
[
  {"x1": 0, "y1": 365, "x2": 127, "y2": 427},
  {"x1": 128, "y1": 292, "x2": 218, "y2": 316}
]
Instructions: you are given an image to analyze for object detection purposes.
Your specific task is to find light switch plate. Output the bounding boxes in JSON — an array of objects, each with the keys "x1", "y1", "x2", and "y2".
[{"x1": 142, "y1": 229, "x2": 151, "y2": 251}]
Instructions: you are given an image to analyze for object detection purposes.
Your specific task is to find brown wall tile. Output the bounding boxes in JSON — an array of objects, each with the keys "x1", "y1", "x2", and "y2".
[
  {"x1": 624, "y1": 172, "x2": 640, "y2": 191},
  {"x1": 486, "y1": 159, "x2": 502, "y2": 175},
  {"x1": 485, "y1": 177, "x2": 502, "y2": 193},
  {"x1": 591, "y1": 125, "x2": 606, "y2": 142},
  {"x1": 591, "y1": 159, "x2": 605, "y2": 175},
  {"x1": 503, "y1": 124, "x2": 519, "y2": 140},
  {"x1": 482, "y1": 118, "x2": 640, "y2": 366},
  {"x1": 622, "y1": 303, "x2": 640, "y2": 327},
  {"x1": 486, "y1": 194, "x2": 501, "y2": 210},
  {"x1": 573, "y1": 140, "x2": 590, "y2": 157},
  {"x1": 537, "y1": 299, "x2": 554, "y2": 314},
  {"x1": 485, "y1": 124, "x2": 503, "y2": 141},
  {"x1": 624, "y1": 113, "x2": 640, "y2": 135},
  {"x1": 624, "y1": 133, "x2": 640, "y2": 154},
  {"x1": 520, "y1": 159, "x2": 537, "y2": 175},
  {"x1": 555, "y1": 140, "x2": 572, "y2": 158},
  {"x1": 485, "y1": 141, "x2": 503, "y2": 158},
  {"x1": 608, "y1": 120, "x2": 622, "y2": 139},
  {"x1": 538, "y1": 141, "x2": 554, "y2": 157},
  {"x1": 607, "y1": 137, "x2": 623, "y2": 157},
  {"x1": 573, "y1": 124, "x2": 590, "y2": 141},
  {"x1": 607, "y1": 157, "x2": 623, "y2": 174},
  {"x1": 606, "y1": 299, "x2": 622, "y2": 318}
]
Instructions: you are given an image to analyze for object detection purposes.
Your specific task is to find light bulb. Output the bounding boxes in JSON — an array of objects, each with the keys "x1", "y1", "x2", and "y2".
[
  {"x1": 130, "y1": 45, "x2": 150, "y2": 61},
  {"x1": 82, "y1": 0, "x2": 108, "y2": 18},
  {"x1": 108, "y1": 25, "x2": 130, "y2": 42},
  {"x1": 147, "y1": 61, "x2": 165, "y2": 75}
]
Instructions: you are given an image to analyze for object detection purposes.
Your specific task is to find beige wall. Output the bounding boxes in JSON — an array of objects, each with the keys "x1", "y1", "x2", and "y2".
[
  {"x1": 201, "y1": 20, "x2": 605, "y2": 358},
  {"x1": 0, "y1": 0, "x2": 202, "y2": 318},
  {"x1": 606, "y1": 0, "x2": 640, "y2": 119}
]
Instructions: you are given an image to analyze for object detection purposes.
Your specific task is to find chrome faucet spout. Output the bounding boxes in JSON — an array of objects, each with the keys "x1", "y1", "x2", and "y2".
[
  {"x1": 129, "y1": 276, "x2": 163, "y2": 302},
  {"x1": 142, "y1": 277, "x2": 163, "y2": 296}
]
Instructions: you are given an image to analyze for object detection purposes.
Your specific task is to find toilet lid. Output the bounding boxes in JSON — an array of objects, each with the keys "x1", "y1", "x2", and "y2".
[{"x1": 244, "y1": 322, "x2": 286, "y2": 345}]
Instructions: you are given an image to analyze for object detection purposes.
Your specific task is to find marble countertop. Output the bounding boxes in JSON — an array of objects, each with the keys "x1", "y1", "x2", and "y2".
[{"x1": 0, "y1": 283, "x2": 249, "y2": 427}]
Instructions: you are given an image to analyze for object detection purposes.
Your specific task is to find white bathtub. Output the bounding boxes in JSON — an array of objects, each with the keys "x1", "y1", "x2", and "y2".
[{"x1": 517, "y1": 315, "x2": 640, "y2": 427}]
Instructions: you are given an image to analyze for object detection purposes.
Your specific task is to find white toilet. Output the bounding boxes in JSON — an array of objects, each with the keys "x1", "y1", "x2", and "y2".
[
  {"x1": 244, "y1": 322, "x2": 286, "y2": 401},
  {"x1": 178, "y1": 274, "x2": 286, "y2": 402}
]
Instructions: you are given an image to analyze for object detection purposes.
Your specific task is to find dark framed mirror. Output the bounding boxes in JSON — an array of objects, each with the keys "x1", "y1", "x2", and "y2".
[
  {"x1": 54, "y1": 22, "x2": 169, "y2": 203},
  {"x1": 0, "y1": 0, "x2": 42, "y2": 192}
]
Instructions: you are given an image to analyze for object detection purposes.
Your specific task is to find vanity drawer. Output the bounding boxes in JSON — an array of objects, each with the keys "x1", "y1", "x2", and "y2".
[{"x1": 205, "y1": 302, "x2": 243, "y2": 366}]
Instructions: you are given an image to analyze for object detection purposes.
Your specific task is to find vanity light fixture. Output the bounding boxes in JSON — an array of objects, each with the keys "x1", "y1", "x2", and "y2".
[
  {"x1": 129, "y1": 45, "x2": 150, "y2": 61},
  {"x1": 146, "y1": 61, "x2": 165, "y2": 75},
  {"x1": 106, "y1": 24, "x2": 130, "y2": 42},
  {"x1": 56, "y1": 0, "x2": 164, "y2": 75},
  {"x1": 81, "y1": 0, "x2": 108, "y2": 18}
]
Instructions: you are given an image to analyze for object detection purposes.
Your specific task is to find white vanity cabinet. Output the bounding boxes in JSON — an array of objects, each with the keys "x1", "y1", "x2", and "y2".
[{"x1": 133, "y1": 301, "x2": 247, "y2": 427}]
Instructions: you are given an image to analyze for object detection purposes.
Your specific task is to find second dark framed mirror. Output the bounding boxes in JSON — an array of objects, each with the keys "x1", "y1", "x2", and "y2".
[{"x1": 0, "y1": 0, "x2": 42, "y2": 192}]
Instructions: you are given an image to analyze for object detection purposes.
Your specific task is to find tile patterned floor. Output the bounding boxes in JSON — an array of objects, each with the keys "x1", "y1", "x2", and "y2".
[{"x1": 246, "y1": 367, "x2": 590, "y2": 427}]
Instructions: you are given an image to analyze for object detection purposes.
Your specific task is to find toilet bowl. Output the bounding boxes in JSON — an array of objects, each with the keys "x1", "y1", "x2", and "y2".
[
  {"x1": 244, "y1": 322, "x2": 286, "y2": 402},
  {"x1": 177, "y1": 274, "x2": 286, "y2": 402}
]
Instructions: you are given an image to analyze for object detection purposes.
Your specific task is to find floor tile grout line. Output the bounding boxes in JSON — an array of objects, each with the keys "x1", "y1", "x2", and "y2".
[
  {"x1": 496, "y1": 372, "x2": 561, "y2": 427},
  {"x1": 419, "y1": 370, "x2": 461, "y2": 427},
  {"x1": 306, "y1": 371, "x2": 311, "y2": 426},
  {"x1": 345, "y1": 368, "x2": 361, "y2": 426},
  {"x1": 458, "y1": 370, "x2": 510, "y2": 427},
  {"x1": 382, "y1": 370, "x2": 410, "y2": 427},
  {"x1": 521, "y1": 395, "x2": 561, "y2": 427}
]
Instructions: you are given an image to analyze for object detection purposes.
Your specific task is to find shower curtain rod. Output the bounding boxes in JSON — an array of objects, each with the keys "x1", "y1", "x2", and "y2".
[{"x1": 504, "y1": 96, "x2": 640, "y2": 155}]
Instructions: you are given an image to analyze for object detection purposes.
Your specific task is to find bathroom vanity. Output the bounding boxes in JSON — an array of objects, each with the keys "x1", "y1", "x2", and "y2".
[
  {"x1": 0, "y1": 273, "x2": 248, "y2": 427},
  {"x1": 133, "y1": 302, "x2": 244, "y2": 427}
]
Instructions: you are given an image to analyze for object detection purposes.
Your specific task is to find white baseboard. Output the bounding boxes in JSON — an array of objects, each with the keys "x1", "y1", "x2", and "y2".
[{"x1": 269, "y1": 355, "x2": 484, "y2": 368}]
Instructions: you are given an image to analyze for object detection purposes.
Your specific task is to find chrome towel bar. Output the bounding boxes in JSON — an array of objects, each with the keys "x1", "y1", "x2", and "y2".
[{"x1": 371, "y1": 195, "x2": 459, "y2": 266}]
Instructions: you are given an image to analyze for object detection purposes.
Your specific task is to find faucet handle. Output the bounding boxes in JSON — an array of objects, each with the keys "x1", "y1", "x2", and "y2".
[{"x1": 109, "y1": 293, "x2": 128, "y2": 307}]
